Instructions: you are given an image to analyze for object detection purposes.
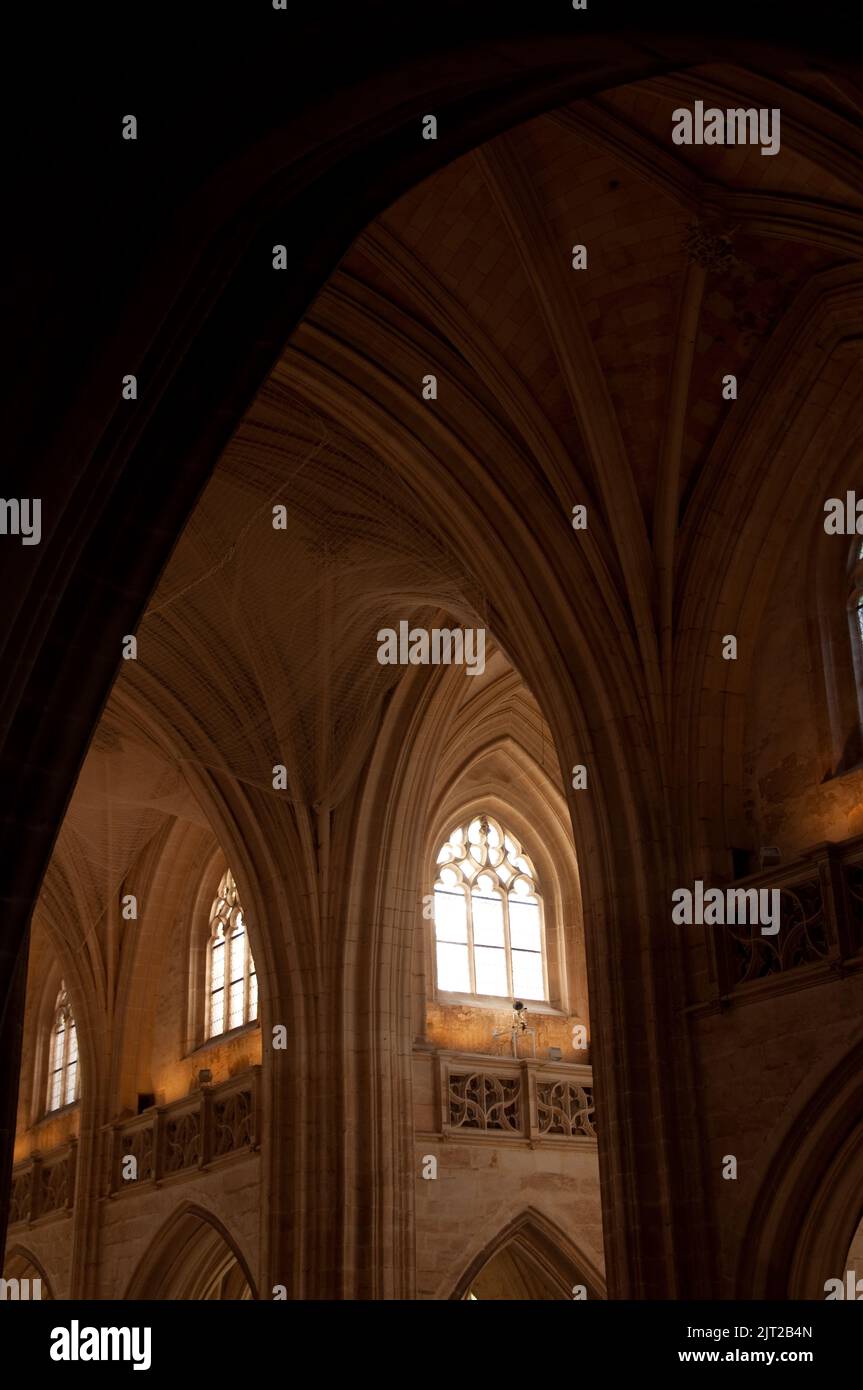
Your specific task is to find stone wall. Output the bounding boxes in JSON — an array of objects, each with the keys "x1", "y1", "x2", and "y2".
[
  {"x1": 412, "y1": 1049, "x2": 603, "y2": 1298},
  {"x1": 98, "y1": 1157, "x2": 261, "y2": 1299}
]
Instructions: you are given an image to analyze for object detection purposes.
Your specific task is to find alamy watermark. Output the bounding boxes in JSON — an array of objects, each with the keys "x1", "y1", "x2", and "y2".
[
  {"x1": 823, "y1": 492, "x2": 862, "y2": 535},
  {"x1": 50, "y1": 1321, "x2": 151, "y2": 1371},
  {"x1": 0, "y1": 498, "x2": 41, "y2": 545},
  {"x1": 377, "y1": 621, "x2": 486, "y2": 676},
  {"x1": 0, "y1": 1277, "x2": 42, "y2": 1299},
  {"x1": 824, "y1": 1272, "x2": 863, "y2": 1299},
  {"x1": 672, "y1": 100, "x2": 780, "y2": 157},
  {"x1": 672, "y1": 881, "x2": 780, "y2": 935}
]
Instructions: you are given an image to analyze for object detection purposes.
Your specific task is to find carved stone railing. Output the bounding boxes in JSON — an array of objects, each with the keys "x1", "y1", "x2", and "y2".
[
  {"x1": 8, "y1": 1140, "x2": 77, "y2": 1227},
  {"x1": 440, "y1": 1055, "x2": 595, "y2": 1144},
  {"x1": 536, "y1": 1076, "x2": 597, "y2": 1139},
  {"x1": 110, "y1": 1067, "x2": 259, "y2": 1193},
  {"x1": 715, "y1": 838, "x2": 863, "y2": 999}
]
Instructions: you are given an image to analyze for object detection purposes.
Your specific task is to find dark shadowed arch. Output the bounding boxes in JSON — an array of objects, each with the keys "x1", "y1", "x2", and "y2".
[
  {"x1": 738, "y1": 1036, "x2": 863, "y2": 1298},
  {"x1": 449, "y1": 1207, "x2": 606, "y2": 1301},
  {"x1": 3, "y1": 0, "x2": 860, "y2": 1264},
  {"x1": 2, "y1": 1244, "x2": 55, "y2": 1299},
  {"x1": 124, "y1": 1203, "x2": 257, "y2": 1301}
]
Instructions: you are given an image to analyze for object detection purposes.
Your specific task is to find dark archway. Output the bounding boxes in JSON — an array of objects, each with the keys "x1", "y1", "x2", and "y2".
[
  {"x1": 124, "y1": 1204, "x2": 257, "y2": 1301},
  {"x1": 470, "y1": 1244, "x2": 568, "y2": 1300},
  {"x1": 451, "y1": 1208, "x2": 606, "y2": 1301},
  {"x1": 1, "y1": 1245, "x2": 55, "y2": 1300},
  {"x1": 2, "y1": 2, "x2": 860, "y2": 1262},
  {"x1": 738, "y1": 1037, "x2": 863, "y2": 1298}
]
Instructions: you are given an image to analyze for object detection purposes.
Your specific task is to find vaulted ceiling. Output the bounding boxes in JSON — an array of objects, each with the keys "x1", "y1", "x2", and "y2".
[{"x1": 25, "y1": 59, "x2": 863, "y2": 1055}]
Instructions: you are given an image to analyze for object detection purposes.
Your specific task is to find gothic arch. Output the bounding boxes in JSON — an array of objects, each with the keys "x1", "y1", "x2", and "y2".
[
  {"x1": 674, "y1": 266, "x2": 863, "y2": 877},
  {"x1": 4, "y1": 9, "x2": 860, "y2": 1258},
  {"x1": 285, "y1": 293, "x2": 702, "y2": 1294},
  {"x1": 105, "y1": 679, "x2": 321, "y2": 1300},
  {"x1": 2, "y1": 1244, "x2": 55, "y2": 1299},
  {"x1": 14, "y1": 904, "x2": 100, "y2": 1299},
  {"x1": 428, "y1": 734, "x2": 580, "y2": 914},
  {"x1": 737, "y1": 1033, "x2": 863, "y2": 1298},
  {"x1": 109, "y1": 819, "x2": 223, "y2": 1115},
  {"x1": 124, "y1": 1203, "x2": 257, "y2": 1301},
  {"x1": 448, "y1": 1207, "x2": 606, "y2": 1301},
  {"x1": 425, "y1": 738, "x2": 587, "y2": 1022},
  {"x1": 26, "y1": 963, "x2": 73, "y2": 1128}
]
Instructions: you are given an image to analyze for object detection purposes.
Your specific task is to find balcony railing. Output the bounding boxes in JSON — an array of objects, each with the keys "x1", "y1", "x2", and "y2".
[
  {"x1": 110, "y1": 1067, "x2": 259, "y2": 1193},
  {"x1": 9, "y1": 1140, "x2": 77, "y2": 1227},
  {"x1": 438, "y1": 1054, "x2": 596, "y2": 1144},
  {"x1": 715, "y1": 837, "x2": 863, "y2": 999}
]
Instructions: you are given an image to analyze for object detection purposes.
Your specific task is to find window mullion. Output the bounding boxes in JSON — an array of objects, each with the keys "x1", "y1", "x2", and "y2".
[
  {"x1": 466, "y1": 888, "x2": 477, "y2": 995},
  {"x1": 60, "y1": 1018, "x2": 68, "y2": 1101},
  {"x1": 205, "y1": 937, "x2": 211, "y2": 1038},
  {"x1": 503, "y1": 893, "x2": 513, "y2": 998},
  {"x1": 206, "y1": 935, "x2": 214, "y2": 1038}
]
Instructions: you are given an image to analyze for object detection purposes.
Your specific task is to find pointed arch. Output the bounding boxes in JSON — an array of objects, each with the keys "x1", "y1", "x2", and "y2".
[
  {"x1": 44, "y1": 983, "x2": 79, "y2": 1114},
  {"x1": 448, "y1": 1207, "x2": 606, "y2": 1301},
  {"x1": 737, "y1": 1033, "x2": 863, "y2": 1298},
  {"x1": 426, "y1": 723, "x2": 588, "y2": 1024},
  {"x1": 27, "y1": 962, "x2": 73, "y2": 1128},
  {"x1": 2, "y1": 1245, "x2": 55, "y2": 1299},
  {"x1": 124, "y1": 1202, "x2": 258, "y2": 1301},
  {"x1": 675, "y1": 265, "x2": 863, "y2": 873}
]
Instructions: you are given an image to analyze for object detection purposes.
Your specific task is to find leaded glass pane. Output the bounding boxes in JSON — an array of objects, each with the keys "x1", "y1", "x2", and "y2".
[
  {"x1": 474, "y1": 945, "x2": 508, "y2": 995},
  {"x1": 472, "y1": 888, "x2": 504, "y2": 947},
  {"x1": 512, "y1": 949, "x2": 544, "y2": 1000},
  {"x1": 210, "y1": 938, "x2": 225, "y2": 990},
  {"x1": 229, "y1": 925, "x2": 245, "y2": 984},
  {"x1": 509, "y1": 899, "x2": 541, "y2": 953},
  {"x1": 210, "y1": 988, "x2": 225, "y2": 1036},
  {"x1": 64, "y1": 1059, "x2": 78, "y2": 1106},
  {"x1": 435, "y1": 886, "x2": 467, "y2": 942},
  {"x1": 228, "y1": 979, "x2": 244, "y2": 1030},
  {"x1": 436, "y1": 940, "x2": 471, "y2": 992}
]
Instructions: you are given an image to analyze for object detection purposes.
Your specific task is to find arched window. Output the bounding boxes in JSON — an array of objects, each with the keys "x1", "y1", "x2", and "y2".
[
  {"x1": 433, "y1": 815, "x2": 547, "y2": 1002},
  {"x1": 46, "y1": 985, "x2": 79, "y2": 1112},
  {"x1": 206, "y1": 869, "x2": 257, "y2": 1039}
]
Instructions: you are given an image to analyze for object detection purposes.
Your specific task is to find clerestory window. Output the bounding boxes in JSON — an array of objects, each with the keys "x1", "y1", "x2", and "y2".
[
  {"x1": 206, "y1": 869, "x2": 258, "y2": 1039},
  {"x1": 432, "y1": 815, "x2": 547, "y2": 1002}
]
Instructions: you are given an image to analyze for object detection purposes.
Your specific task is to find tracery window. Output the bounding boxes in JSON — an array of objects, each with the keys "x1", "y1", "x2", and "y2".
[
  {"x1": 46, "y1": 985, "x2": 79, "y2": 1112},
  {"x1": 433, "y1": 815, "x2": 547, "y2": 1002},
  {"x1": 206, "y1": 869, "x2": 257, "y2": 1039}
]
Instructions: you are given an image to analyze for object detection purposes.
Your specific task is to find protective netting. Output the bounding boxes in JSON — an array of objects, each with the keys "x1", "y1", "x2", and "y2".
[{"x1": 40, "y1": 364, "x2": 494, "y2": 931}]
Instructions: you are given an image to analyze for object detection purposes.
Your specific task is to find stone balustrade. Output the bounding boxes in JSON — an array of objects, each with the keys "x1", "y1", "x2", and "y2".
[
  {"x1": 715, "y1": 837, "x2": 863, "y2": 999},
  {"x1": 8, "y1": 1140, "x2": 77, "y2": 1227},
  {"x1": 110, "y1": 1066, "x2": 260, "y2": 1193},
  {"x1": 438, "y1": 1053, "x2": 596, "y2": 1144}
]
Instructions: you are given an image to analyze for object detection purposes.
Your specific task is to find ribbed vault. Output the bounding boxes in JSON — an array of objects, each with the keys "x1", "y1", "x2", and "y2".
[{"x1": 11, "y1": 51, "x2": 863, "y2": 1300}]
